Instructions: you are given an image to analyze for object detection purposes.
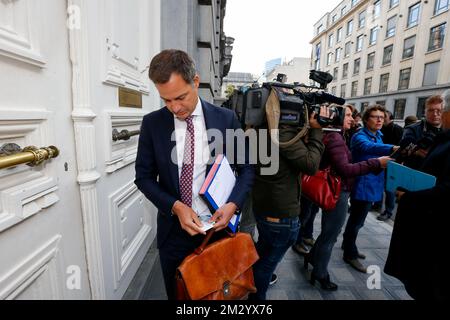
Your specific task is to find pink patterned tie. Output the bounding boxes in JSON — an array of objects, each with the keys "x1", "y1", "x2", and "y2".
[{"x1": 180, "y1": 116, "x2": 195, "y2": 207}]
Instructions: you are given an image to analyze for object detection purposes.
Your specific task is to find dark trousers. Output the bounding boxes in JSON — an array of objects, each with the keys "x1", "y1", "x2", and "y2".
[
  {"x1": 295, "y1": 196, "x2": 319, "y2": 244},
  {"x1": 342, "y1": 198, "x2": 372, "y2": 260},
  {"x1": 311, "y1": 191, "x2": 350, "y2": 278}
]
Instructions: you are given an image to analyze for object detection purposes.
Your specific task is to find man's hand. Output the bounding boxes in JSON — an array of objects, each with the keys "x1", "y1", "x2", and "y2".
[
  {"x1": 209, "y1": 202, "x2": 238, "y2": 232},
  {"x1": 395, "y1": 190, "x2": 405, "y2": 202},
  {"x1": 309, "y1": 106, "x2": 331, "y2": 129},
  {"x1": 377, "y1": 156, "x2": 393, "y2": 168},
  {"x1": 172, "y1": 201, "x2": 206, "y2": 236},
  {"x1": 414, "y1": 148, "x2": 428, "y2": 159}
]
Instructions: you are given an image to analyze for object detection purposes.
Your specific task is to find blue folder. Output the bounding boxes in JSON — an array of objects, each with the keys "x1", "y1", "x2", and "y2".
[{"x1": 386, "y1": 161, "x2": 436, "y2": 193}]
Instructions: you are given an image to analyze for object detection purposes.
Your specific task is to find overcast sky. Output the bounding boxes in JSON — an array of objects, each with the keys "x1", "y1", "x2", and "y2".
[{"x1": 224, "y1": 0, "x2": 342, "y2": 75}]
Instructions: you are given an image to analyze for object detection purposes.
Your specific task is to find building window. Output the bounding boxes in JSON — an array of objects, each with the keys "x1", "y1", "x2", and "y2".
[
  {"x1": 337, "y1": 28, "x2": 343, "y2": 42},
  {"x1": 343, "y1": 63, "x2": 349, "y2": 79},
  {"x1": 328, "y1": 34, "x2": 334, "y2": 47},
  {"x1": 376, "y1": 100, "x2": 386, "y2": 107},
  {"x1": 402, "y1": 36, "x2": 416, "y2": 59},
  {"x1": 390, "y1": 0, "x2": 399, "y2": 9},
  {"x1": 327, "y1": 53, "x2": 333, "y2": 66},
  {"x1": 341, "y1": 84, "x2": 347, "y2": 98},
  {"x1": 317, "y1": 24, "x2": 324, "y2": 35},
  {"x1": 379, "y1": 73, "x2": 389, "y2": 93},
  {"x1": 394, "y1": 99, "x2": 406, "y2": 119},
  {"x1": 417, "y1": 97, "x2": 428, "y2": 118},
  {"x1": 361, "y1": 102, "x2": 369, "y2": 113},
  {"x1": 352, "y1": 0, "x2": 359, "y2": 7},
  {"x1": 382, "y1": 45, "x2": 393, "y2": 65},
  {"x1": 407, "y1": 2, "x2": 421, "y2": 28},
  {"x1": 434, "y1": 0, "x2": 449, "y2": 15},
  {"x1": 369, "y1": 26, "x2": 379, "y2": 45},
  {"x1": 423, "y1": 61, "x2": 440, "y2": 86},
  {"x1": 398, "y1": 68, "x2": 412, "y2": 90},
  {"x1": 428, "y1": 23, "x2": 446, "y2": 51},
  {"x1": 332, "y1": 14, "x2": 337, "y2": 23},
  {"x1": 347, "y1": 20, "x2": 354, "y2": 36},
  {"x1": 333, "y1": 67, "x2": 339, "y2": 81},
  {"x1": 359, "y1": 11, "x2": 366, "y2": 29},
  {"x1": 351, "y1": 81, "x2": 358, "y2": 97},
  {"x1": 354, "y1": 58, "x2": 361, "y2": 75},
  {"x1": 331, "y1": 86, "x2": 337, "y2": 95},
  {"x1": 373, "y1": 0, "x2": 381, "y2": 19},
  {"x1": 364, "y1": 77, "x2": 372, "y2": 95},
  {"x1": 386, "y1": 15, "x2": 397, "y2": 38},
  {"x1": 341, "y1": 5, "x2": 347, "y2": 16},
  {"x1": 356, "y1": 35, "x2": 364, "y2": 52},
  {"x1": 335, "y1": 47, "x2": 341, "y2": 62},
  {"x1": 367, "y1": 52, "x2": 375, "y2": 70},
  {"x1": 345, "y1": 42, "x2": 352, "y2": 57}
]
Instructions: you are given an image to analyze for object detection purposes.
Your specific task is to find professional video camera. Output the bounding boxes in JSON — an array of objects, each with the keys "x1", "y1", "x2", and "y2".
[{"x1": 223, "y1": 70, "x2": 346, "y2": 130}]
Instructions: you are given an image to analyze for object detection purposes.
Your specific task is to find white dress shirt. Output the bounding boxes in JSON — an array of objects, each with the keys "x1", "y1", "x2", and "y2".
[{"x1": 173, "y1": 98, "x2": 211, "y2": 216}]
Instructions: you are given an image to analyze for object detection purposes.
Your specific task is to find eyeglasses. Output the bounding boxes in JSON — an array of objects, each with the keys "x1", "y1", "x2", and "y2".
[
  {"x1": 369, "y1": 115, "x2": 384, "y2": 120},
  {"x1": 426, "y1": 109, "x2": 442, "y2": 114}
]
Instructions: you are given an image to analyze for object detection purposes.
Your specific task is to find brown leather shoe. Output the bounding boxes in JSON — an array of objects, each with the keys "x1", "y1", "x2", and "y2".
[
  {"x1": 344, "y1": 257, "x2": 367, "y2": 273},
  {"x1": 357, "y1": 252, "x2": 366, "y2": 260}
]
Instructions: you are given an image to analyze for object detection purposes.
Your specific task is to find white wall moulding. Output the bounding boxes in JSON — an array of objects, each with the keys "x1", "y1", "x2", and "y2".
[
  {"x1": 0, "y1": 0, "x2": 46, "y2": 68},
  {"x1": 108, "y1": 181, "x2": 152, "y2": 291},
  {"x1": 0, "y1": 235, "x2": 63, "y2": 299},
  {"x1": 104, "y1": 110, "x2": 145, "y2": 174},
  {"x1": 102, "y1": 0, "x2": 150, "y2": 94}
]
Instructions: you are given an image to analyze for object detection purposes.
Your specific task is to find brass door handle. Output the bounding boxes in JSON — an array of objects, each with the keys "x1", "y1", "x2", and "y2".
[
  {"x1": 112, "y1": 129, "x2": 140, "y2": 141},
  {"x1": 0, "y1": 143, "x2": 59, "y2": 170}
]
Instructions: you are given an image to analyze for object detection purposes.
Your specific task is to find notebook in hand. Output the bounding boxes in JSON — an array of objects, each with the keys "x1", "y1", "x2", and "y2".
[
  {"x1": 199, "y1": 154, "x2": 240, "y2": 233},
  {"x1": 386, "y1": 161, "x2": 436, "y2": 193}
]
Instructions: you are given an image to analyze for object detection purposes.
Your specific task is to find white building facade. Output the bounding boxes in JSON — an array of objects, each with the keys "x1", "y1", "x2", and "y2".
[
  {"x1": 0, "y1": 0, "x2": 229, "y2": 300},
  {"x1": 311, "y1": 0, "x2": 450, "y2": 120}
]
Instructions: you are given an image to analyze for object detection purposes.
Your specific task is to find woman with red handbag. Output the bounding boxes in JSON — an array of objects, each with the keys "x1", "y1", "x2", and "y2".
[{"x1": 304, "y1": 104, "x2": 391, "y2": 291}]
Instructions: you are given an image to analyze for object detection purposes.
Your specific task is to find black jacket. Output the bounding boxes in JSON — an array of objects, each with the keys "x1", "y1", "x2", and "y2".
[
  {"x1": 399, "y1": 120, "x2": 443, "y2": 169},
  {"x1": 384, "y1": 129, "x2": 450, "y2": 300},
  {"x1": 381, "y1": 122, "x2": 403, "y2": 145}
]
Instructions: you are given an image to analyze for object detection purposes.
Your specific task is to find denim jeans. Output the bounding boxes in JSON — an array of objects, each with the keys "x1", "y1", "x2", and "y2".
[
  {"x1": 310, "y1": 191, "x2": 350, "y2": 279},
  {"x1": 296, "y1": 196, "x2": 319, "y2": 244},
  {"x1": 249, "y1": 215, "x2": 300, "y2": 300},
  {"x1": 342, "y1": 198, "x2": 372, "y2": 260}
]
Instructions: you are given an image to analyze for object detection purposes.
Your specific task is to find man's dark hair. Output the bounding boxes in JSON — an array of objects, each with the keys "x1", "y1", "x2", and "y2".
[
  {"x1": 362, "y1": 104, "x2": 386, "y2": 125},
  {"x1": 148, "y1": 49, "x2": 196, "y2": 84}
]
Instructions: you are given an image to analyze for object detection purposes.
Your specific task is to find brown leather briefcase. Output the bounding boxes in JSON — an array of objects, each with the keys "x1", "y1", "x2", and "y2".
[{"x1": 175, "y1": 231, "x2": 259, "y2": 300}]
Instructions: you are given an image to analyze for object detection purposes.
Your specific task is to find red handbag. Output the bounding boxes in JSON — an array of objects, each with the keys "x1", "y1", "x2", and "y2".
[{"x1": 301, "y1": 167, "x2": 342, "y2": 211}]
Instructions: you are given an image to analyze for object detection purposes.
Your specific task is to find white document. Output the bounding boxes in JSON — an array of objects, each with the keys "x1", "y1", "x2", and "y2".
[{"x1": 205, "y1": 156, "x2": 236, "y2": 209}]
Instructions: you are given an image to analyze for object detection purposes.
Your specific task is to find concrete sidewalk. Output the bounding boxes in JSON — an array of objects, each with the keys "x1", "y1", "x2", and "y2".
[
  {"x1": 127, "y1": 210, "x2": 411, "y2": 300},
  {"x1": 267, "y1": 211, "x2": 411, "y2": 300}
]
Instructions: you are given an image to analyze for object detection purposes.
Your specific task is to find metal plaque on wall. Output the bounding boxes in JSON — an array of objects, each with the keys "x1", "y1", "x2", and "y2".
[{"x1": 118, "y1": 87, "x2": 142, "y2": 108}]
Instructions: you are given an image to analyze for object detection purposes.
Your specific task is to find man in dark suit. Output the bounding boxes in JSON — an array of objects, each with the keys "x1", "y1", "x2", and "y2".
[{"x1": 135, "y1": 49, "x2": 254, "y2": 300}]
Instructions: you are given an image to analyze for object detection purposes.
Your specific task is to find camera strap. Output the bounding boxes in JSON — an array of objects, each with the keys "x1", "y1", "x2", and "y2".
[{"x1": 265, "y1": 88, "x2": 309, "y2": 148}]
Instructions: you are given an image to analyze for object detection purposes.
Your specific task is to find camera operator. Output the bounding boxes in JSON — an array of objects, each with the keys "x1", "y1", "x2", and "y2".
[
  {"x1": 399, "y1": 95, "x2": 444, "y2": 169},
  {"x1": 385, "y1": 90, "x2": 450, "y2": 300},
  {"x1": 248, "y1": 108, "x2": 327, "y2": 300}
]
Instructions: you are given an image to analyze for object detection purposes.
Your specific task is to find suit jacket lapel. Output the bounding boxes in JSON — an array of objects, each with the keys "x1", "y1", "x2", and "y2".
[{"x1": 161, "y1": 107, "x2": 180, "y2": 195}]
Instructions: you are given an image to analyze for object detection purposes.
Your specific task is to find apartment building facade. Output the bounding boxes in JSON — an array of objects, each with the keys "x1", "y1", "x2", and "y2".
[{"x1": 311, "y1": 0, "x2": 450, "y2": 121}]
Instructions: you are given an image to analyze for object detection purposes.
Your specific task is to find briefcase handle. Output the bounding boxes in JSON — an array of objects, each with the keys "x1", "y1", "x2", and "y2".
[{"x1": 194, "y1": 229, "x2": 236, "y2": 255}]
